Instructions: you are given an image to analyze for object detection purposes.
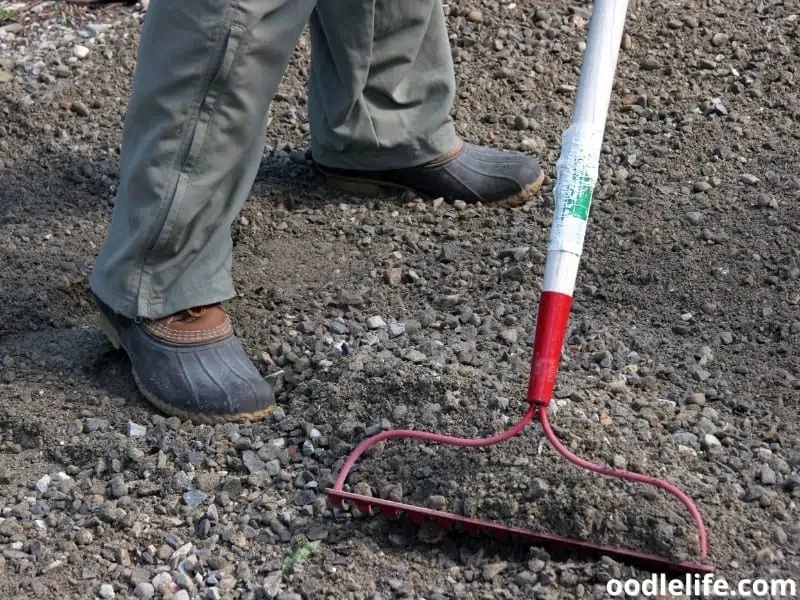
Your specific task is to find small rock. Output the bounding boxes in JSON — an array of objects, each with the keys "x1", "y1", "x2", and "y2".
[
  {"x1": 740, "y1": 173, "x2": 760, "y2": 186},
  {"x1": 524, "y1": 479, "x2": 549, "y2": 500},
  {"x1": 380, "y1": 484, "x2": 403, "y2": 502},
  {"x1": 366, "y1": 316, "x2": 386, "y2": 330},
  {"x1": 688, "y1": 392, "x2": 706, "y2": 405},
  {"x1": 109, "y1": 475, "x2": 128, "y2": 498},
  {"x1": 133, "y1": 582, "x2": 155, "y2": 600},
  {"x1": 482, "y1": 561, "x2": 507, "y2": 580},
  {"x1": 760, "y1": 465, "x2": 777, "y2": 486},
  {"x1": 84, "y1": 418, "x2": 109, "y2": 432},
  {"x1": 417, "y1": 520, "x2": 446, "y2": 544},
  {"x1": 307, "y1": 524, "x2": 329, "y2": 541},
  {"x1": 467, "y1": 10, "x2": 483, "y2": 23},
  {"x1": 75, "y1": 529, "x2": 94, "y2": 545},
  {"x1": 152, "y1": 572, "x2": 173, "y2": 589},
  {"x1": 98, "y1": 583, "x2": 115, "y2": 599},
  {"x1": 685, "y1": 211, "x2": 704, "y2": 225},
  {"x1": 711, "y1": 33, "x2": 729, "y2": 46},
  {"x1": 337, "y1": 290, "x2": 364, "y2": 306},
  {"x1": 403, "y1": 349, "x2": 427, "y2": 364},
  {"x1": 70, "y1": 100, "x2": 91, "y2": 117},
  {"x1": 392, "y1": 405, "x2": 408, "y2": 421},
  {"x1": 683, "y1": 15, "x2": 699, "y2": 27},
  {"x1": 35, "y1": 475, "x2": 51, "y2": 494},
  {"x1": 502, "y1": 266, "x2": 525, "y2": 282},
  {"x1": 491, "y1": 397, "x2": 510, "y2": 411},
  {"x1": 773, "y1": 527, "x2": 788, "y2": 545},
  {"x1": 328, "y1": 320, "x2": 349, "y2": 335},
  {"x1": 301, "y1": 440, "x2": 315, "y2": 456},
  {"x1": 698, "y1": 58, "x2": 717, "y2": 70},
  {"x1": 388, "y1": 322, "x2": 405, "y2": 338},
  {"x1": 499, "y1": 329, "x2": 518, "y2": 345},
  {"x1": 242, "y1": 450, "x2": 266, "y2": 473},
  {"x1": 263, "y1": 572, "x2": 282, "y2": 598},
  {"x1": 195, "y1": 473, "x2": 220, "y2": 492},
  {"x1": 73, "y1": 45, "x2": 90, "y2": 59},
  {"x1": 438, "y1": 243, "x2": 458, "y2": 263},
  {"x1": 514, "y1": 571, "x2": 538, "y2": 586},
  {"x1": 513, "y1": 115, "x2": 529, "y2": 130},
  {"x1": 639, "y1": 58, "x2": 660, "y2": 71},
  {"x1": 428, "y1": 495, "x2": 446, "y2": 510},
  {"x1": 385, "y1": 268, "x2": 403, "y2": 286},
  {"x1": 421, "y1": 403, "x2": 441, "y2": 426},
  {"x1": 672, "y1": 432, "x2": 698, "y2": 446},
  {"x1": 182, "y1": 490, "x2": 207, "y2": 506},
  {"x1": 743, "y1": 485, "x2": 764, "y2": 502},
  {"x1": 127, "y1": 422, "x2": 147, "y2": 437},
  {"x1": 294, "y1": 489, "x2": 316, "y2": 506},
  {"x1": 180, "y1": 555, "x2": 199, "y2": 573},
  {"x1": 754, "y1": 548, "x2": 774, "y2": 565}
]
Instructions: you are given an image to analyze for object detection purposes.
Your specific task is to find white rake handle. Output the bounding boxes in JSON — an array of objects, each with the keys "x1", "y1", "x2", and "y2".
[{"x1": 528, "y1": 0, "x2": 631, "y2": 404}]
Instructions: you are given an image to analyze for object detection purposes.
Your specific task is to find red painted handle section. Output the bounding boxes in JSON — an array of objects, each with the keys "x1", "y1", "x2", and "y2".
[{"x1": 527, "y1": 291, "x2": 573, "y2": 405}]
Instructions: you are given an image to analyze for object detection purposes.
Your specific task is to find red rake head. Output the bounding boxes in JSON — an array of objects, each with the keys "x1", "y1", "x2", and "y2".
[{"x1": 326, "y1": 405, "x2": 714, "y2": 576}]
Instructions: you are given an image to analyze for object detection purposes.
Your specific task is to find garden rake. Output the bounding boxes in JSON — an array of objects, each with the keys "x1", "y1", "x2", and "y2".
[{"x1": 327, "y1": 0, "x2": 714, "y2": 575}]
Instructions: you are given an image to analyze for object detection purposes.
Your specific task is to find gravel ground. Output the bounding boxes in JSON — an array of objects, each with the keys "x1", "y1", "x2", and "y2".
[{"x1": 1, "y1": 0, "x2": 799, "y2": 598}]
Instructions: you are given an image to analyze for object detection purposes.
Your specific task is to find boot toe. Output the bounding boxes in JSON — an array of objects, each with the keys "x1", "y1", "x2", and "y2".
[{"x1": 453, "y1": 142, "x2": 544, "y2": 203}]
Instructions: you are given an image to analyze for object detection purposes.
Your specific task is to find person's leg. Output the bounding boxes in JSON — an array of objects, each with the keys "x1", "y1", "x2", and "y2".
[
  {"x1": 89, "y1": 0, "x2": 316, "y2": 423},
  {"x1": 307, "y1": 0, "x2": 544, "y2": 206}
]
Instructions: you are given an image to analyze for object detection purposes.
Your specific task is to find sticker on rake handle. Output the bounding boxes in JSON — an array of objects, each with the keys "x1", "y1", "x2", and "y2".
[
  {"x1": 558, "y1": 170, "x2": 594, "y2": 220},
  {"x1": 550, "y1": 123, "x2": 605, "y2": 255}
]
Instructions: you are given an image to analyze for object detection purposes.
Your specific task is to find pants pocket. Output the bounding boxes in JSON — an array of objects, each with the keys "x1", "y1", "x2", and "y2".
[
  {"x1": 148, "y1": 22, "x2": 246, "y2": 258},
  {"x1": 182, "y1": 21, "x2": 247, "y2": 174}
]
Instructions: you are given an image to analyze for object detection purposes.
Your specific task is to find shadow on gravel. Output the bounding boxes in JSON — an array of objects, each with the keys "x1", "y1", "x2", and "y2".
[
  {"x1": 0, "y1": 143, "x2": 329, "y2": 433},
  {"x1": 0, "y1": 148, "x2": 328, "y2": 339}
]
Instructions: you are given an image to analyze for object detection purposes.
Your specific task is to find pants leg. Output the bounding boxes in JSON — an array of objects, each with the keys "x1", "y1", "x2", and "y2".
[
  {"x1": 90, "y1": 0, "x2": 316, "y2": 320},
  {"x1": 307, "y1": 0, "x2": 460, "y2": 171}
]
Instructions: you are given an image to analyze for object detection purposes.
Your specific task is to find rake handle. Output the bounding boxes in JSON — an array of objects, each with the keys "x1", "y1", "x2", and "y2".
[{"x1": 528, "y1": 0, "x2": 630, "y2": 406}]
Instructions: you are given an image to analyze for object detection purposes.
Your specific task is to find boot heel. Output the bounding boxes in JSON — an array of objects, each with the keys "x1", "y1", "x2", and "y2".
[
  {"x1": 96, "y1": 313, "x2": 122, "y2": 350},
  {"x1": 322, "y1": 173, "x2": 396, "y2": 197}
]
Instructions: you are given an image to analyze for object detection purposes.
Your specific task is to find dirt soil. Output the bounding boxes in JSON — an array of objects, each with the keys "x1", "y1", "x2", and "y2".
[{"x1": 1, "y1": 0, "x2": 799, "y2": 599}]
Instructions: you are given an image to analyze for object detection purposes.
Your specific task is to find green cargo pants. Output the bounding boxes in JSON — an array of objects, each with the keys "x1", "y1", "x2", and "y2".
[{"x1": 90, "y1": 0, "x2": 459, "y2": 320}]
